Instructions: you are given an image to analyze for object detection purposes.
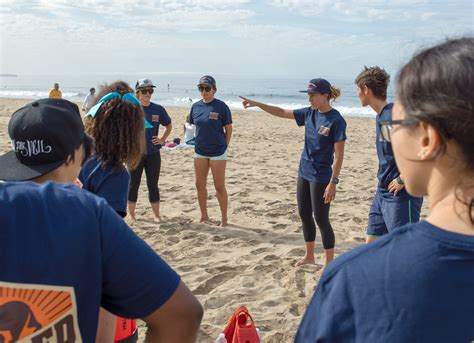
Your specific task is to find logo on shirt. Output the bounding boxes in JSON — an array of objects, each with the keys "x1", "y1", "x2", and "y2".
[
  {"x1": 0, "y1": 281, "x2": 82, "y2": 342},
  {"x1": 318, "y1": 125, "x2": 331, "y2": 136},
  {"x1": 151, "y1": 115, "x2": 159, "y2": 122},
  {"x1": 209, "y1": 112, "x2": 219, "y2": 120}
]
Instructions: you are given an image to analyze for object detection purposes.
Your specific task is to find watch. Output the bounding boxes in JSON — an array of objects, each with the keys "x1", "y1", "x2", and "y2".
[
  {"x1": 396, "y1": 176, "x2": 404, "y2": 185},
  {"x1": 330, "y1": 177, "x2": 339, "y2": 185}
]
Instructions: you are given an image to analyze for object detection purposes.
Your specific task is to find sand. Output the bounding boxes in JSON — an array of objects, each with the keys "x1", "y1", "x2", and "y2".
[{"x1": 0, "y1": 97, "x2": 426, "y2": 342}]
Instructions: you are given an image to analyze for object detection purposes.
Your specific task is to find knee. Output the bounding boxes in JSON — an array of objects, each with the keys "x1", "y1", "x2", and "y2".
[
  {"x1": 298, "y1": 207, "x2": 312, "y2": 219},
  {"x1": 214, "y1": 183, "x2": 226, "y2": 194},
  {"x1": 195, "y1": 181, "x2": 207, "y2": 191}
]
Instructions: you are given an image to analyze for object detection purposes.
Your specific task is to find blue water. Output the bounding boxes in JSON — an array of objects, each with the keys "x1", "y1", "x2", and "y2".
[{"x1": 0, "y1": 73, "x2": 392, "y2": 117}]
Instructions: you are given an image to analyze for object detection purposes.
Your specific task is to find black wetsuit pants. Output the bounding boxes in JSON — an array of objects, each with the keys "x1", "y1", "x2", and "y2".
[
  {"x1": 128, "y1": 153, "x2": 161, "y2": 203},
  {"x1": 296, "y1": 177, "x2": 335, "y2": 249}
]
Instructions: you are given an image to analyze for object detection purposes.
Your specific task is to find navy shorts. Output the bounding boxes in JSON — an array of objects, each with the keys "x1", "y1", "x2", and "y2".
[{"x1": 367, "y1": 188, "x2": 423, "y2": 236}]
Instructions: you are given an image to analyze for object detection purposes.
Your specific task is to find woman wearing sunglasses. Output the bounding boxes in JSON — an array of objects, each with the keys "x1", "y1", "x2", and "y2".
[
  {"x1": 81, "y1": 80, "x2": 145, "y2": 343},
  {"x1": 127, "y1": 78, "x2": 172, "y2": 222},
  {"x1": 240, "y1": 78, "x2": 346, "y2": 272},
  {"x1": 296, "y1": 37, "x2": 474, "y2": 341},
  {"x1": 189, "y1": 75, "x2": 233, "y2": 226}
]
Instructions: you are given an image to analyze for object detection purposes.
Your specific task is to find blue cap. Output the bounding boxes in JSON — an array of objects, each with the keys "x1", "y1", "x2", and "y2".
[
  {"x1": 299, "y1": 78, "x2": 331, "y2": 94},
  {"x1": 197, "y1": 75, "x2": 216, "y2": 87}
]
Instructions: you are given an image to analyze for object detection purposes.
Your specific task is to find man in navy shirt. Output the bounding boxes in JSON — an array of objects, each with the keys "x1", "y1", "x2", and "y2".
[
  {"x1": 355, "y1": 66, "x2": 422, "y2": 243},
  {"x1": 0, "y1": 99, "x2": 202, "y2": 342}
]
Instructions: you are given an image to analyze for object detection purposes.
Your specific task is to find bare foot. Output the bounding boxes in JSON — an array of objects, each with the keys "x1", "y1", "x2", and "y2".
[
  {"x1": 127, "y1": 214, "x2": 136, "y2": 222},
  {"x1": 220, "y1": 219, "x2": 228, "y2": 227},
  {"x1": 153, "y1": 216, "x2": 161, "y2": 223},
  {"x1": 199, "y1": 217, "x2": 210, "y2": 223},
  {"x1": 295, "y1": 257, "x2": 315, "y2": 267}
]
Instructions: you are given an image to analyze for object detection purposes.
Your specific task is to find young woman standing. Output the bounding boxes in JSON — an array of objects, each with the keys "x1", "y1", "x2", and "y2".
[
  {"x1": 240, "y1": 78, "x2": 346, "y2": 271},
  {"x1": 127, "y1": 79, "x2": 172, "y2": 222},
  {"x1": 189, "y1": 75, "x2": 233, "y2": 226}
]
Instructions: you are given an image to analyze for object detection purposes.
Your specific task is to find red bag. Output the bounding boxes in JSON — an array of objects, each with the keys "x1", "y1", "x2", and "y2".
[{"x1": 223, "y1": 306, "x2": 260, "y2": 343}]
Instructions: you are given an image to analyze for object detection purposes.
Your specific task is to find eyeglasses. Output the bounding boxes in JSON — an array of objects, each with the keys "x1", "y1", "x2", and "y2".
[
  {"x1": 139, "y1": 89, "x2": 154, "y2": 95},
  {"x1": 379, "y1": 118, "x2": 419, "y2": 142},
  {"x1": 198, "y1": 86, "x2": 212, "y2": 92}
]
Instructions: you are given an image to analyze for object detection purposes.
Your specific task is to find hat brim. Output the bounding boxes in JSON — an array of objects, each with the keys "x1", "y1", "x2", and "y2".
[
  {"x1": 136, "y1": 85, "x2": 156, "y2": 89},
  {"x1": 299, "y1": 90, "x2": 321, "y2": 93},
  {"x1": 0, "y1": 151, "x2": 64, "y2": 181}
]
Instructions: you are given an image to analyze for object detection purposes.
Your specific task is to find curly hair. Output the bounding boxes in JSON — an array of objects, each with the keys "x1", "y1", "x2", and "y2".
[
  {"x1": 84, "y1": 81, "x2": 145, "y2": 169},
  {"x1": 355, "y1": 66, "x2": 390, "y2": 100}
]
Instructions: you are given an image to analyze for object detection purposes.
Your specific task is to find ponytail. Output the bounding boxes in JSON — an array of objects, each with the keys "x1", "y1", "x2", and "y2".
[{"x1": 328, "y1": 86, "x2": 341, "y2": 103}]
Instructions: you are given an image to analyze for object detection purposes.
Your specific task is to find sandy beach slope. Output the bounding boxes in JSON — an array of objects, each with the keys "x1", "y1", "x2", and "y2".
[{"x1": 0, "y1": 97, "x2": 426, "y2": 342}]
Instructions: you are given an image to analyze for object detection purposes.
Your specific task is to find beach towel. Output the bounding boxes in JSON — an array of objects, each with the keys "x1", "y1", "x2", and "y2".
[{"x1": 223, "y1": 306, "x2": 260, "y2": 343}]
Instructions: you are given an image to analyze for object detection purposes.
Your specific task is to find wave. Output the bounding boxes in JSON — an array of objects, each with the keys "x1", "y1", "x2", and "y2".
[
  {"x1": 0, "y1": 90, "x2": 80, "y2": 99},
  {"x1": 164, "y1": 97, "x2": 376, "y2": 118}
]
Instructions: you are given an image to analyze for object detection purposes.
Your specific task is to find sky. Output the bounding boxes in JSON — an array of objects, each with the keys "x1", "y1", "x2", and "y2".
[{"x1": 0, "y1": 0, "x2": 472, "y2": 79}]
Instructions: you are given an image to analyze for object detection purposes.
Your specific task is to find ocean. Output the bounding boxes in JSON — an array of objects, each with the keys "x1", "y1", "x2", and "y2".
[{"x1": 0, "y1": 73, "x2": 393, "y2": 117}]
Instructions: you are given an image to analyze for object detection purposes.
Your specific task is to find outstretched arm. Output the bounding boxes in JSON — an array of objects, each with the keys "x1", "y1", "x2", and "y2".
[{"x1": 239, "y1": 96, "x2": 294, "y2": 119}]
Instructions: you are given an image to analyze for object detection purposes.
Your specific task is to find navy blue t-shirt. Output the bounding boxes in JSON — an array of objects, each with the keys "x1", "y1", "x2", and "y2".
[
  {"x1": 376, "y1": 103, "x2": 419, "y2": 199},
  {"x1": 189, "y1": 99, "x2": 232, "y2": 157},
  {"x1": 0, "y1": 181, "x2": 180, "y2": 342},
  {"x1": 293, "y1": 107, "x2": 347, "y2": 183},
  {"x1": 296, "y1": 220, "x2": 474, "y2": 342},
  {"x1": 376, "y1": 103, "x2": 399, "y2": 189},
  {"x1": 79, "y1": 155, "x2": 129, "y2": 217},
  {"x1": 143, "y1": 102, "x2": 172, "y2": 155}
]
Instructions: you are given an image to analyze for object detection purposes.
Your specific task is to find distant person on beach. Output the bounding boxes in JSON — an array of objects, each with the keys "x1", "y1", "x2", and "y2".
[
  {"x1": 355, "y1": 66, "x2": 423, "y2": 243},
  {"x1": 127, "y1": 78, "x2": 172, "y2": 222},
  {"x1": 48, "y1": 82, "x2": 62, "y2": 98},
  {"x1": 240, "y1": 78, "x2": 346, "y2": 272},
  {"x1": 189, "y1": 75, "x2": 233, "y2": 226},
  {"x1": 81, "y1": 81, "x2": 147, "y2": 341},
  {"x1": 82, "y1": 87, "x2": 97, "y2": 112},
  {"x1": 296, "y1": 37, "x2": 474, "y2": 342},
  {"x1": 0, "y1": 98, "x2": 203, "y2": 342}
]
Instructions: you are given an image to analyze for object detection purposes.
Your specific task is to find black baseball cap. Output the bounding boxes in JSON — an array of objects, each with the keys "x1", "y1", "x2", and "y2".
[
  {"x1": 0, "y1": 98, "x2": 86, "y2": 181},
  {"x1": 299, "y1": 78, "x2": 332, "y2": 94},
  {"x1": 197, "y1": 75, "x2": 216, "y2": 87}
]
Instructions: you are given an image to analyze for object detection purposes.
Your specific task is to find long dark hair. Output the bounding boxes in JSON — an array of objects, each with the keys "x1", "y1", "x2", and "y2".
[{"x1": 396, "y1": 37, "x2": 474, "y2": 223}]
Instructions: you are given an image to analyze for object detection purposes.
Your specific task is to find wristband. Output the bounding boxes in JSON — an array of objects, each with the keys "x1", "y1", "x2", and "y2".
[
  {"x1": 396, "y1": 176, "x2": 404, "y2": 185},
  {"x1": 330, "y1": 177, "x2": 339, "y2": 185}
]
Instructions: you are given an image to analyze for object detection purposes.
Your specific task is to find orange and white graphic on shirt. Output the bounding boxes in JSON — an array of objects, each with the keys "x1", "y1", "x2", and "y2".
[{"x1": 0, "y1": 281, "x2": 82, "y2": 343}]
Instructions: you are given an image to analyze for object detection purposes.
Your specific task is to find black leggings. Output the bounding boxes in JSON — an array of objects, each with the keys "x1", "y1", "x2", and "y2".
[
  {"x1": 296, "y1": 177, "x2": 335, "y2": 249},
  {"x1": 128, "y1": 153, "x2": 161, "y2": 203}
]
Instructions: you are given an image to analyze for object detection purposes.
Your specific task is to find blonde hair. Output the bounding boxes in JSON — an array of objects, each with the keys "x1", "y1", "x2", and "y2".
[{"x1": 328, "y1": 86, "x2": 341, "y2": 103}]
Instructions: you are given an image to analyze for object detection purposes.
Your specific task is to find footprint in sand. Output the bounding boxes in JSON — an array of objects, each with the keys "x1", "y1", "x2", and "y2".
[
  {"x1": 192, "y1": 271, "x2": 238, "y2": 295},
  {"x1": 263, "y1": 254, "x2": 279, "y2": 261}
]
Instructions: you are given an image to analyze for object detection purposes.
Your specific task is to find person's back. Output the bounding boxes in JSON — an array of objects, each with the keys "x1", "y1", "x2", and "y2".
[
  {"x1": 0, "y1": 181, "x2": 202, "y2": 342},
  {"x1": 295, "y1": 221, "x2": 474, "y2": 341}
]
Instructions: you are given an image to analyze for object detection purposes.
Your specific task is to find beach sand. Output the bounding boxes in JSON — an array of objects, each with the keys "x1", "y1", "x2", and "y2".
[{"x1": 0, "y1": 97, "x2": 426, "y2": 342}]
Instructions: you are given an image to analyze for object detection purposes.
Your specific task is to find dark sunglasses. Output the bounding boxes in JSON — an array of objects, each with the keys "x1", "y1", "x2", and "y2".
[
  {"x1": 198, "y1": 86, "x2": 212, "y2": 92},
  {"x1": 379, "y1": 118, "x2": 419, "y2": 142},
  {"x1": 139, "y1": 89, "x2": 154, "y2": 95}
]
